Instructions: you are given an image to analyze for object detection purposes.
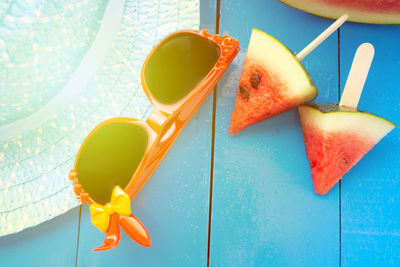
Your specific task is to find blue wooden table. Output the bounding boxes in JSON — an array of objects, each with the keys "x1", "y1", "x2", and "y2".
[{"x1": 1, "y1": 1, "x2": 399, "y2": 266}]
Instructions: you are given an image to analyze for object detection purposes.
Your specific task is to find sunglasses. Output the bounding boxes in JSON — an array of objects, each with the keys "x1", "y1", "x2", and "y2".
[{"x1": 68, "y1": 29, "x2": 240, "y2": 251}]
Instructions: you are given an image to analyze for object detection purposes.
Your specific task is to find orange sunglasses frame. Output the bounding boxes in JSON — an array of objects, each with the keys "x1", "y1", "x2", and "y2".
[{"x1": 68, "y1": 29, "x2": 240, "y2": 250}]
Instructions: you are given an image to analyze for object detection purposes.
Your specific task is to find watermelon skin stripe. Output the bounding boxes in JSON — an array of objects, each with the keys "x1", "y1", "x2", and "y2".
[{"x1": 280, "y1": 0, "x2": 400, "y2": 24}]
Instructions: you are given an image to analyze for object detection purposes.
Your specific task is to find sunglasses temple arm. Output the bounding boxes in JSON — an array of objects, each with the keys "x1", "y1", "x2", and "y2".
[{"x1": 130, "y1": 38, "x2": 240, "y2": 199}]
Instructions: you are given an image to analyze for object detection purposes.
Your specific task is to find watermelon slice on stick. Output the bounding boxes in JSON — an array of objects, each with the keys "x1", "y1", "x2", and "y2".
[
  {"x1": 280, "y1": 0, "x2": 400, "y2": 25},
  {"x1": 229, "y1": 14, "x2": 348, "y2": 135},
  {"x1": 298, "y1": 43, "x2": 396, "y2": 195}
]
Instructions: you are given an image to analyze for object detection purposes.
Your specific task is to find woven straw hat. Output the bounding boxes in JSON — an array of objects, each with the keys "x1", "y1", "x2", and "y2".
[{"x1": 0, "y1": 0, "x2": 199, "y2": 236}]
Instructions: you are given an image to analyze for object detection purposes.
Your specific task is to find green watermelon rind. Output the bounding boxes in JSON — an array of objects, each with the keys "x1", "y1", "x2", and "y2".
[
  {"x1": 302, "y1": 103, "x2": 396, "y2": 127},
  {"x1": 279, "y1": 0, "x2": 400, "y2": 25}
]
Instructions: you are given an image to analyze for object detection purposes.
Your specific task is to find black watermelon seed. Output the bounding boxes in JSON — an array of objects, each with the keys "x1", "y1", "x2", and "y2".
[
  {"x1": 250, "y1": 72, "x2": 260, "y2": 88},
  {"x1": 239, "y1": 85, "x2": 250, "y2": 99}
]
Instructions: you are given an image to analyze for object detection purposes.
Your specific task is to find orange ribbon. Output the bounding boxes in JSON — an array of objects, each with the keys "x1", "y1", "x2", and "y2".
[{"x1": 89, "y1": 186, "x2": 151, "y2": 251}]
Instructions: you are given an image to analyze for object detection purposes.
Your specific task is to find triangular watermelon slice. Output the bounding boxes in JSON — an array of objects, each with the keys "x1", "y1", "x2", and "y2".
[
  {"x1": 280, "y1": 0, "x2": 400, "y2": 24},
  {"x1": 298, "y1": 103, "x2": 395, "y2": 195},
  {"x1": 229, "y1": 29, "x2": 317, "y2": 135}
]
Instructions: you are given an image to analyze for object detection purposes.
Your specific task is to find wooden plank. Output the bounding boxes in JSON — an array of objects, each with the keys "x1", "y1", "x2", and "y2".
[
  {"x1": 76, "y1": 1, "x2": 216, "y2": 266},
  {"x1": 0, "y1": 207, "x2": 80, "y2": 267},
  {"x1": 209, "y1": 1, "x2": 340, "y2": 266},
  {"x1": 340, "y1": 23, "x2": 400, "y2": 267}
]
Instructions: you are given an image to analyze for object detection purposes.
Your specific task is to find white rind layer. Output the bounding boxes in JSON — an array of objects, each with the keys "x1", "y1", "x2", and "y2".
[
  {"x1": 298, "y1": 105, "x2": 395, "y2": 144},
  {"x1": 280, "y1": 0, "x2": 400, "y2": 24},
  {"x1": 247, "y1": 29, "x2": 317, "y2": 101}
]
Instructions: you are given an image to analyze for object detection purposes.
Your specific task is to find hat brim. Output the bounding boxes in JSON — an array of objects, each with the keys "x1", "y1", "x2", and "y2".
[{"x1": 0, "y1": 0, "x2": 200, "y2": 237}]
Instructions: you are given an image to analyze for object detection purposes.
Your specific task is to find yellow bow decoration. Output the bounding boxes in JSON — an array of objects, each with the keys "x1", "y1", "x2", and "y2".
[{"x1": 89, "y1": 185, "x2": 131, "y2": 233}]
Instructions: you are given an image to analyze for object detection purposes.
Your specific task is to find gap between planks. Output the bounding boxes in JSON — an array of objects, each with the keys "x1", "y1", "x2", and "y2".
[
  {"x1": 338, "y1": 27, "x2": 342, "y2": 267},
  {"x1": 75, "y1": 205, "x2": 82, "y2": 267},
  {"x1": 207, "y1": 0, "x2": 221, "y2": 266}
]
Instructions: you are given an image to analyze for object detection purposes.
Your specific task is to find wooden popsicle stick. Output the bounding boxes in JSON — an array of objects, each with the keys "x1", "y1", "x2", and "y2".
[
  {"x1": 339, "y1": 43, "x2": 375, "y2": 109},
  {"x1": 296, "y1": 14, "x2": 349, "y2": 61}
]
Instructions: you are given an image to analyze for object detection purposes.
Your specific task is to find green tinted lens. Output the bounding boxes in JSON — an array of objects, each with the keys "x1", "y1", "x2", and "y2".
[
  {"x1": 77, "y1": 122, "x2": 148, "y2": 204},
  {"x1": 145, "y1": 32, "x2": 221, "y2": 105}
]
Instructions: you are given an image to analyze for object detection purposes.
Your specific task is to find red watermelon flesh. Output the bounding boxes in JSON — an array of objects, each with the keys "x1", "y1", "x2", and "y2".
[
  {"x1": 229, "y1": 29, "x2": 316, "y2": 135},
  {"x1": 299, "y1": 103, "x2": 395, "y2": 195},
  {"x1": 229, "y1": 61, "x2": 296, "y2": 135},
  {"x1": 302, "y1": 125, "x2": 374, "y2": 195},
  {"x1": 280, "y1": 0, "x2": 400, "y2": 24}
]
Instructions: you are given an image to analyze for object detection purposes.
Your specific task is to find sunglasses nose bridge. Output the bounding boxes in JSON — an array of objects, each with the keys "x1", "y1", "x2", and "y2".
[{"x1": 146, "y1": 110, "x2": 171, "y2": 134}]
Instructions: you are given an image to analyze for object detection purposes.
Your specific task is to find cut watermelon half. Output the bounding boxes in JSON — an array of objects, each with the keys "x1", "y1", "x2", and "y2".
[
  {"x1": 280, "y1": 0, "x2": 400, "y2": 24},
  {"x1": 229, "y1": 29, "x2": 317, "y2": 135},
  {"x1": 298, "y1": 103, "x2": 395, "y2": 195}
]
